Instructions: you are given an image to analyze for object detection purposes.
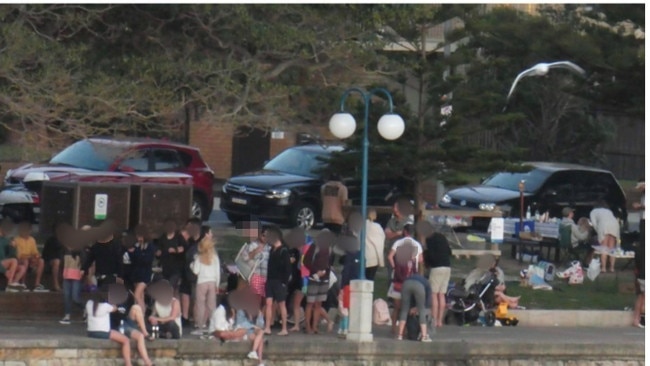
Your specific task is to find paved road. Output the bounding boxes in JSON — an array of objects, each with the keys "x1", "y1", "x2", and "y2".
[
  {"x1": 207, "y1": 197, "x2": 643, "y2": 233},
  {"x1": 0, "y1": 319, "x2": 643, "y2": 345}
]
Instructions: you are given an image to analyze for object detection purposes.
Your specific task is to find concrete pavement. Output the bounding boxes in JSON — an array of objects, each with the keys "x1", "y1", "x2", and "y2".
[{"x1": 0, "y1": 319, "x2": 644, "y2": 365}]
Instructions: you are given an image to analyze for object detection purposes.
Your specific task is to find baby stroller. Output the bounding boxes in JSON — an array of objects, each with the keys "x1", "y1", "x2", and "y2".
[{"x1": 445, "y1": 270, "x2": 498, "y2": 326}]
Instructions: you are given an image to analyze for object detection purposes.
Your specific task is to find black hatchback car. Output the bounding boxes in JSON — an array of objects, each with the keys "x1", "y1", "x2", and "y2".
[
  {"x1": 438, "y1": 162, "x2": 627, "y2": 230},
  {"x1": 220, "y1": 144, "x2": 406, "y2": 229}
]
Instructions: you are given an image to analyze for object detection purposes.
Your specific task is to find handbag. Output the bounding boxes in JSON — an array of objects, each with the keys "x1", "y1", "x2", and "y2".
[{"x1": 234, "y1": 243, "x2": 260, "y2": 283}]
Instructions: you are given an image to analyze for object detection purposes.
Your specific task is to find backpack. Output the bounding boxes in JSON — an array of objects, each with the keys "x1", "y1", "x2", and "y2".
[
  {"x1": 392, "y1": 259, "x2": 415, "y2": 292},
  {"x1": 372, "y1": 299, "x2": 391, "y2": 326},
  {"x1": 405, "y1": 313, "x2": 421, "y2": 341}
]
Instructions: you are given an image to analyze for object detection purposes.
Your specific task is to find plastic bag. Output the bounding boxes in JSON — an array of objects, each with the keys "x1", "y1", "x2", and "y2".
[
  {"x1": 569, "y1": 265, "x2": 584, "y2": 285},
  {"x1": 587, "y1": 258, "x2": 601, "y2": 281}
]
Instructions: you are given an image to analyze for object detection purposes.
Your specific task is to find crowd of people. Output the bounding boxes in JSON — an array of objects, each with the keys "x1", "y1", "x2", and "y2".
[{"x1": 0, "y1": 174, "x2": 644, "y2": 365}]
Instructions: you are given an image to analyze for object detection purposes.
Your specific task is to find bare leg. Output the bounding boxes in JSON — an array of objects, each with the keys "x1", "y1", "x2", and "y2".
[
  {"x1": 129, "y1": 305, "x2": 149, "y2": 338},
  {"x1": 495, "y1": 291, "x2": 520, "y2": 308},
  {"x1": 431, "y1": 292, "x2": 439, "y2": 326},
  {"x1": 34, "y1": 258, "x2": 44, "y2": 287},
  {"x1": 134, "y1": 283, "x2": 147, "y2": 311},
  {"x1": 304, "y1": 302, "x2": 314, "y2": 333},
  {"x1": 109, "y1": 330, "x2": 132, "y2": 366},
  {"x1": 2, "y1": 258, "x2": 17, "y2": 283},
  {"x1": 312, "y1": 301, "x2": 323, "y2": 333},
  {"x1": 87, "y1": 264, "x2": 96, "y2": 286},
  {"x1": 397, "y1": 317, "x2": 406, "y2": 338},
  {"x1": 51, "y1": 259, "x2": 61, "y2": 291},
  {"x1": 277, "y1": 301, "x2": 288, "y2": 335},
  {"x1": 181, "y1": 293, "x2": 191, "y2": 320},
  {"x1": 318, "y1": 306, "x2": 333, "y2": 332},
  {"x1": 13, "y1": 262, "x2": 27, "y2": 283},
  {"x1": 420, "y1": 323, "x2": 428, "y2": 338},
  {"x1": 263, "y1": 298, "x2": 273, "y2": 334},
  {"x1": 130, "y1": 331, "x2": 152, "y2": 366},
  {"x1": 252, "y1": 328, "x2": 264, "y2": 358},
  {"x1": 289, "y1": 291, "x2": 304, "y2": 331},
  {"x1": 436, "y1": 293, "x2": 446, "y2": 327},
  {"x1": 391, "y1": 299, "x2": 401, "y2": 335}
]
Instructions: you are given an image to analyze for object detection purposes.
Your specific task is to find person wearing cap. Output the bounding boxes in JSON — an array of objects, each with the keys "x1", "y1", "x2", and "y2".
[{"x1": 560, "y1": 207, "x2": 593, "y2": 265}]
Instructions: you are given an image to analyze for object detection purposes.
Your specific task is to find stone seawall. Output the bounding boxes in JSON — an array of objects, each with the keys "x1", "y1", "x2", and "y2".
[{"x1": 0, "y1": 337, "x2": 644, "y2": 366}]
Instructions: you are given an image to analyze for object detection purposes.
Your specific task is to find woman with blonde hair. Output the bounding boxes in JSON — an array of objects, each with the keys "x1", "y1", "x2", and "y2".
[{"x1": 191, "y1": 229, "x2": 221, "y2": 335}]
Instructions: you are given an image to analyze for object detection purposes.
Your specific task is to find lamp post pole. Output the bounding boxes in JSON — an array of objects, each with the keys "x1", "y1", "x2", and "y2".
[{"x1": 329, "y1": 87, "x2": 404, "y2": 342}]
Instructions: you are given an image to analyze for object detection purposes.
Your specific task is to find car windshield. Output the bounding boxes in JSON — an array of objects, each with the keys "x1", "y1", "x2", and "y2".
[
  {"x1": 50, "y1": 140, "x2": 127, "y2": 171},
  {"x1": 482, "y1": 169, "x2": 549, "y2": 193},
  {"x1": 263, "y1": 148, "x2": 329, "y2": 178}
]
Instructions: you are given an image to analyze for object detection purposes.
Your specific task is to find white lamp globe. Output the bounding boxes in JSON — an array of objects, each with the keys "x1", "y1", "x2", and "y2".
[
  {"x1": 377, "y1": 114, "x2": 405, "y2": 140},
  {"x1": 329, "y1": 112, "x2": 356, "y2": 139}
]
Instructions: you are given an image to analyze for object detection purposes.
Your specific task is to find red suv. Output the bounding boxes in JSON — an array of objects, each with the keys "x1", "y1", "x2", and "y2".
[{"x1": 3, "y1": 138, "x2": 215, "y2": 221}]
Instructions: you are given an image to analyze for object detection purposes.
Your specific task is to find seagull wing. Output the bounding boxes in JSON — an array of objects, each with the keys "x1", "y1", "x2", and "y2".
[
  {"x1": 505, "y1": 67, "x2": 538, "y2": 102},
  {"x1": 548, "y1": 61, "x2": 587, "y2": 77}
]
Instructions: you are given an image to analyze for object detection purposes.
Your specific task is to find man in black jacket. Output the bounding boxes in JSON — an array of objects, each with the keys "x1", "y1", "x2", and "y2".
[{"x1": 263, "y1": 225, "x2": 290, "y2": 336}]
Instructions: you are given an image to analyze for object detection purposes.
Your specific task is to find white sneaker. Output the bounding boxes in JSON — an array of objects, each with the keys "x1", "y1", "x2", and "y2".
[
  {"x1": 59, "y1": 315, "x2": 71, "y2": 325},
  {"x1": 33, "y1": 284, "x2": 49, "y2": 293},
  {"x1": 5, "y1": 286, "x2": 19, "y2": 293},
  {"x1": 190, "y1": 329, "x2": 205, "y2": 336},
  {"x1": 247, "y1": 351, "x2": 259, "y2": 360}
]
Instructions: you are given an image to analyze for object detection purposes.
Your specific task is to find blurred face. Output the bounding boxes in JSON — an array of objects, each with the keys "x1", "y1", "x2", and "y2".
[
  {"x1": 241, "y1": 221, "x2": 259, "y2": 241},
  {"x1": 164, "y1": 220, "x2": 176, "y2": 234},
  {"x1": 186, "y1": 223, "x2": 200, "y2": 238},
  {"x1": 18, "y1": 223, "x2": 30, "y2": 237}
]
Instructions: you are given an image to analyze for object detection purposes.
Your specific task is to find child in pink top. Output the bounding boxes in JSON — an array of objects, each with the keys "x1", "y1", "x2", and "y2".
[{"x1": 60, "y1": 224, "x2": 85, "y2": 325}]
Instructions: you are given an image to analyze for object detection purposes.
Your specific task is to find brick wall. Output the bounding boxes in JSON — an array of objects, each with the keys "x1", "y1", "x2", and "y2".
[
  {"x1": 189, "y1": 122, "x2": 339, "y2": 180},
  {"x1": 189, "y1": 122, "x2": 234, "y2": 181},
  {"x1": 269, "y1": 131, "x2": 297, "y2": 159}
]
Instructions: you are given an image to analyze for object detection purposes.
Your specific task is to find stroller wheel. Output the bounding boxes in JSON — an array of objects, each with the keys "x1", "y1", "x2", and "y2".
[{"x1": 485, "y1": 311, "x2": 496, "y2": 327}]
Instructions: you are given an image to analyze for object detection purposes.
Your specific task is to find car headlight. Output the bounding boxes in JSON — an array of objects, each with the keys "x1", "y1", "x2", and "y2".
[
  {"x1": 265, "y1": 189, "x2": 291, "y2": 199},
  {"x1": 479, "y1": 203, "x2": 496, "y2": 211},
  {"x1": 441, "y1": 194, "x2": 452, "y2": 204}
]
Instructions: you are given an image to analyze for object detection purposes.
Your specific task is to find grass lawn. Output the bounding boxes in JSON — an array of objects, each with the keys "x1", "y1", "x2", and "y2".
[
  {"x1": 507, "y1": 277, "x2": 636, "y2": 310},
  {"x1": 216, "y1": 233, "x2": 637, "y2": 311}
]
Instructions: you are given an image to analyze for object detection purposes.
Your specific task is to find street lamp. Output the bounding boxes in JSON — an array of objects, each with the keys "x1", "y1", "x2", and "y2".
[{"x1": 328, "y1": 87, "x2": 405, "y2": 342}]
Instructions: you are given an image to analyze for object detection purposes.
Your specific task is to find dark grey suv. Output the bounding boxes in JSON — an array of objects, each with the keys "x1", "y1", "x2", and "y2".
[
  {"x1": 438, "y1": 162, "x2": 627, "y2": 230},
  {"x1": 220, "y1": 144, "x2": 406, "y2": 229}
]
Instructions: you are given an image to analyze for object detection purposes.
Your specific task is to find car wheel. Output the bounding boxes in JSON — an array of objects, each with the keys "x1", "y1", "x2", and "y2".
[
  {"x1": 226, "y1": 213, "x2": 246, "y2": 226},
  {"x1": 291, "y1": 202, "x2": 316, "y2": 230},
  {"x1": 192, "y1": 194, "x2": 209, "y2": 221}
]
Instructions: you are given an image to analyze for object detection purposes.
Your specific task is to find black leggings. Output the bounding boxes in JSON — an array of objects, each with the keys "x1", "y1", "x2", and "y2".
[{"x1": 157, "y1": 321, "x2": 181, "y2": 339}]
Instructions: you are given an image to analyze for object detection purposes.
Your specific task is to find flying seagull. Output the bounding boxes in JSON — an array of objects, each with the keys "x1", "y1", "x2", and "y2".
[{"x1": 503, "y1": 61, "x2": 587, "y2": 111}]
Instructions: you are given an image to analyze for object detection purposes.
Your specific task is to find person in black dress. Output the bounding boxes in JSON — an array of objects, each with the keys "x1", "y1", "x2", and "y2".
[
  {"x1": 42, "y1": 222, "x2": 66, "y2": 292},
  {"x1": 156, "y1": 218, "x2": 187, "y2": 294},
  {"x1": 128, "y1": 225, "x2": 156, "y2": 311}
]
